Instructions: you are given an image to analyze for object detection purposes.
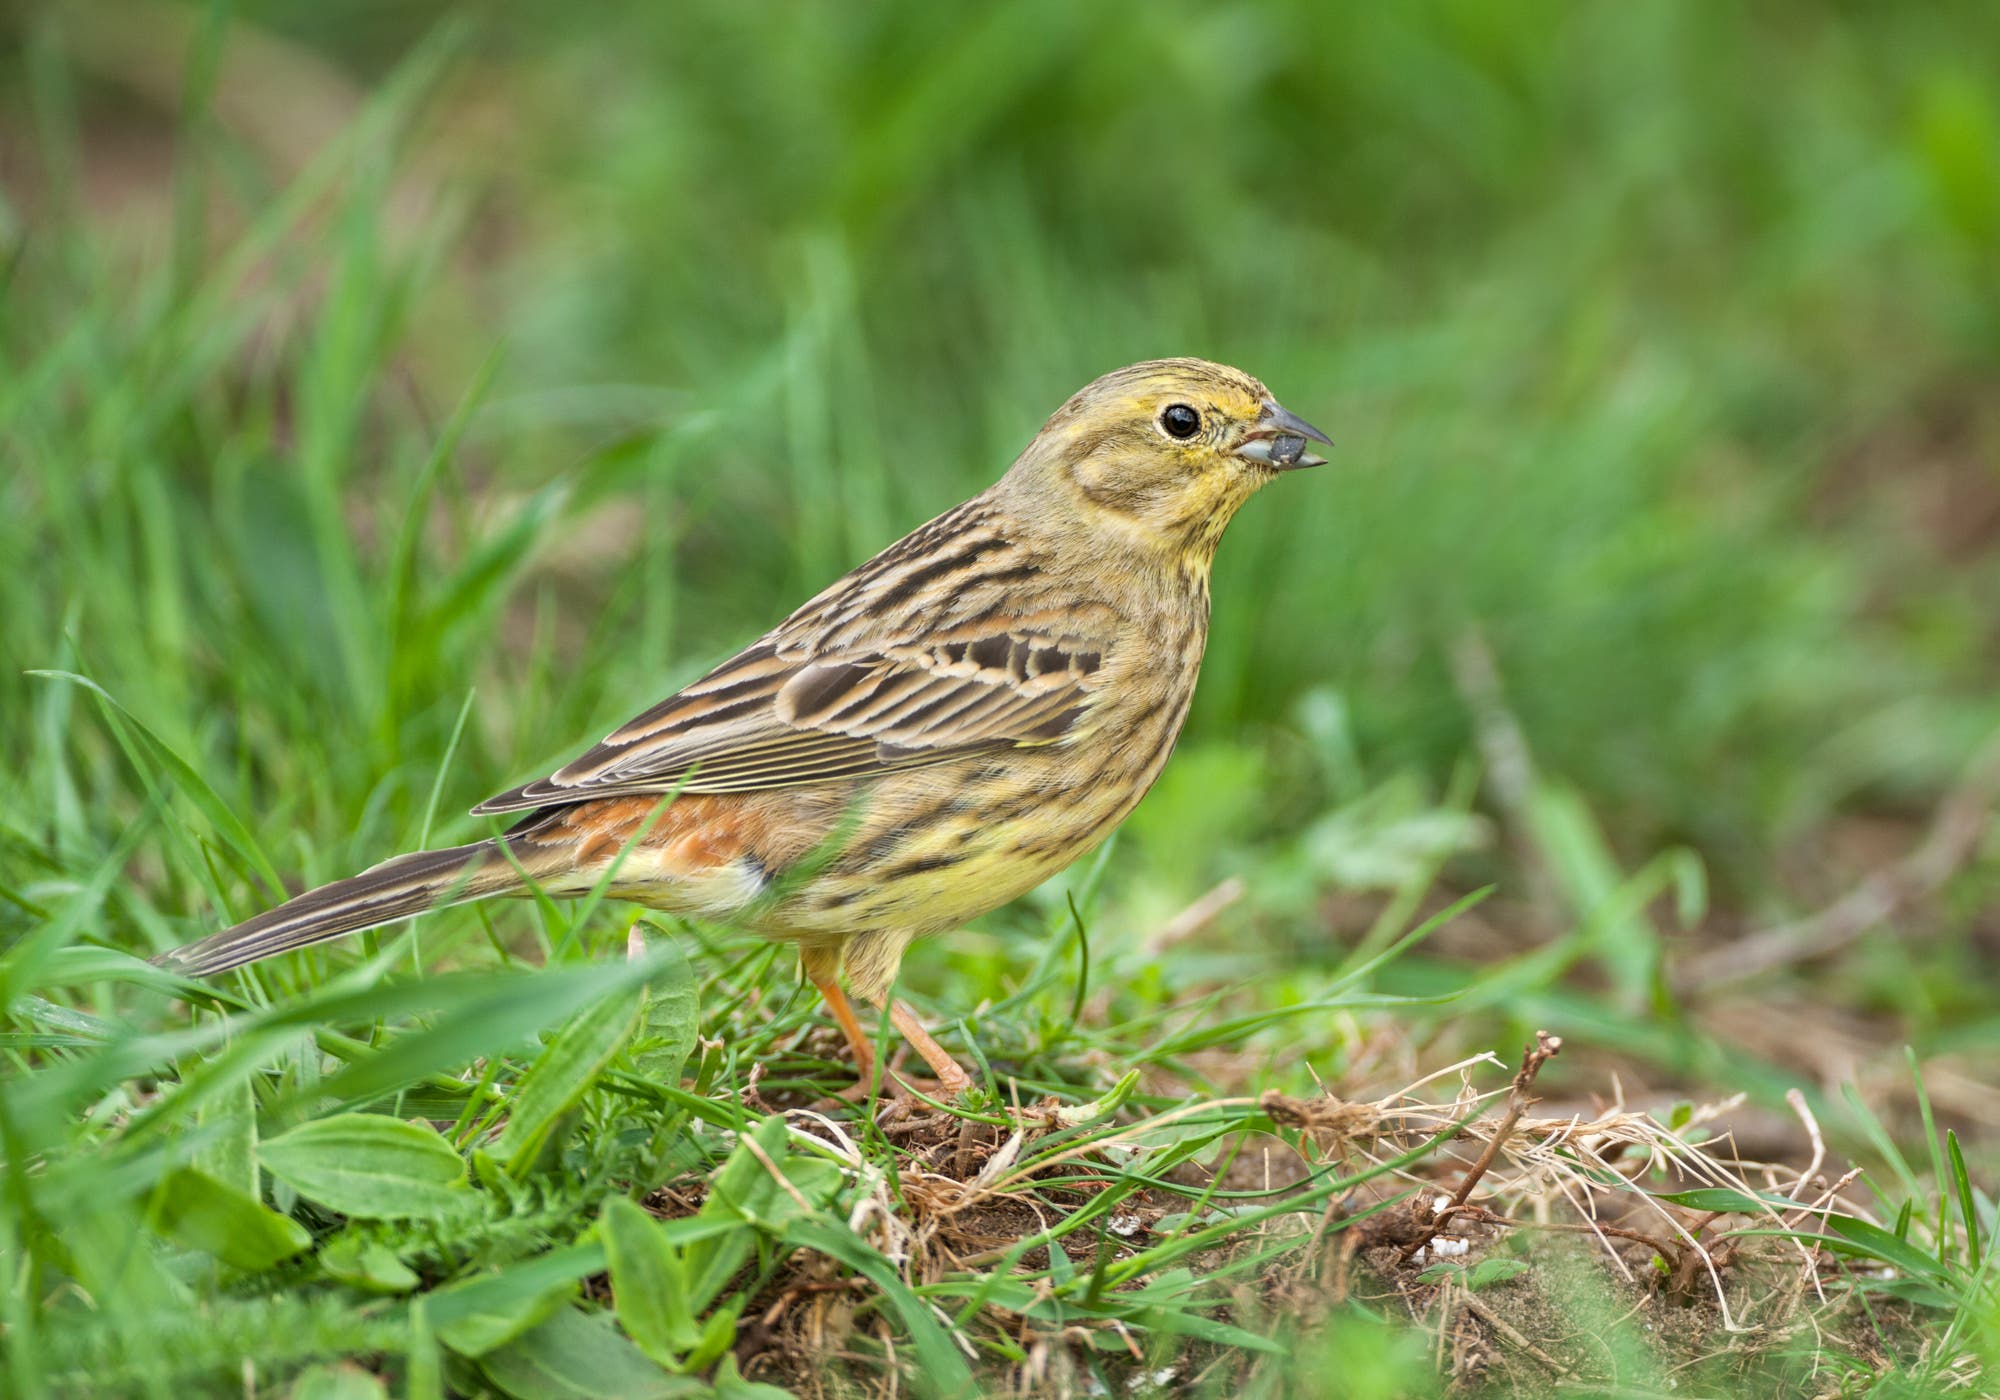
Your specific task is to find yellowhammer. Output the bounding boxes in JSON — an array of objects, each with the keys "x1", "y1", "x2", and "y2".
[{"x1": 156, "y1": 358, "x2": 1330, "y2": 1093}]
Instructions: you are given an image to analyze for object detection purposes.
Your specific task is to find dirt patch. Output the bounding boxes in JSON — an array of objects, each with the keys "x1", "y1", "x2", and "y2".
[{"x1": 628, "y1": 1035, "x2": 1967, "y2": 1396}]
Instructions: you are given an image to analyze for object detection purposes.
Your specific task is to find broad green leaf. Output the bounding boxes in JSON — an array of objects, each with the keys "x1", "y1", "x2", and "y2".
[
  {"x1": 477, "y1": 1306, "x2": 709, "y2": 1400},
  {"x1": 682, "y1": 1117, "x2": 841, "y2": 1309},
  {"x1": 427, "y1": 1242, "x2": 605, "y2": 1357},
  {"x1": 496, "y1": 981, "x2": 646, "y2": 1177},
  {"x1": 408, "y1": 1297, "x2": 444, "y2": 1400},
  {"x1": 145, "y1": 1165, "x2": 310, "y2": 1272},
  {"x1": 601, "y1": 1196, "x2": 701, "y2": 1367},
  {"x1": 699, "y1": 1118, "x2": 839, "y2": 1233},
  {"x1": 711, "y1": 1354, "x2": 796, "y2": 1399},
  {"x1": 1467, "y1": 1257, "x2": 1530, "y2": 1290},
  {"x1": 630, "y1": 926, "x2": 699, "y2": 1087},
  {"x1": 683, "y1": 1301, "x2": 744, "y2": 1373},
  {"x1": 432, "y1": 1280, "x2": 572, "y2": 1359},
  {"x1": 682, "y1": 1127, "x2": 777, "y2": 1311},
  {"x1": 194, "y1": 1072, "x2": 259, "y2": 1200},
  {"x1": 289, "y1": 1362, "x2": 389, "y2": 1400},
  {"x1": 260, "y1": 1114, "x2": 470, "y2": 1220},
  {"x1": 320, "y1": 1235, "x2": 421, "y2": 1294}
]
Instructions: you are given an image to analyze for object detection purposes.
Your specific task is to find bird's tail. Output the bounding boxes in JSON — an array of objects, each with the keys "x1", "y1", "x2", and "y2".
[{"x1": 152, "y1": 840, "x2": 525, "y2": 977}]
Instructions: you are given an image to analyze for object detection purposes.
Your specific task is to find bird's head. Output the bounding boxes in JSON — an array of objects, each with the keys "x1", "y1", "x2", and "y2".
[{"x1": 1002, "y1": 358, "x2": 1330, "y2": 569}]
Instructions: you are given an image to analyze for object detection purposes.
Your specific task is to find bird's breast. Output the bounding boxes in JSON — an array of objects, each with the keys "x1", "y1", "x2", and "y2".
[{"x1": 753, "y1": 611, "x2": 1208, "y2": 937}]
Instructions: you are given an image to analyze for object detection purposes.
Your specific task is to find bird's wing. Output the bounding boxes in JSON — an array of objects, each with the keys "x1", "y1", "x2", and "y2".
[{"x1": 470, "y1": 630, "x2": 1108, "y2": 815}]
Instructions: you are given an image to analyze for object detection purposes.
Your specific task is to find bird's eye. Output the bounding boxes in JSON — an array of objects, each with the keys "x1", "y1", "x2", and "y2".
[{"x1": 1160, "y1": 403, "x2": 1201, "y2": 440}]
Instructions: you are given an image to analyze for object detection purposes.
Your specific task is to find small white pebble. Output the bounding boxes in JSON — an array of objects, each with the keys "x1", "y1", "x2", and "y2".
[
  {"x1": 1434, "y1": 1195, "x2": 1452, "y2": 1213},
  {"x1": 1109, "y1": 1213, "x2": 1144, "y2": 1237},
  {"x1": 1431, "y1": 1236, "x2": 1470, "y2": 1258},
  {"x1": 1127, "y1": 1368, "x2": 1178, "y2": 1392}
]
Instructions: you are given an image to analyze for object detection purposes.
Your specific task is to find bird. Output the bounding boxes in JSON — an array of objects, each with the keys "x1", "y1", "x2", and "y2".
[{"x1": 154, "y1": 358, "x2": 1330, "y2": 1095}]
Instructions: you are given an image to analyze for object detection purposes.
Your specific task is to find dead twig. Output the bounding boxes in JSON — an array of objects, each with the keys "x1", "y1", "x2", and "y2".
[
  {"x1": 1459, "y1": 1206, "x2": 1680, "y2": 1263},
  {"x1": 1398, "y1": 1031, "x2": 1563, "y2": 1263},
  {"x1": 1261, "y1": 1088, "x2": 1379, "y2": 1141},
  {"x1": 1784, "y1": 1088, "x2": 1826, "y2": 1205},
  {"x1": 1458, "y1": 1294, "x2": 1570, "y2": 1377},
  {"x1": 759, "y1": 1279, "x2": 862, "y2": 1328}
]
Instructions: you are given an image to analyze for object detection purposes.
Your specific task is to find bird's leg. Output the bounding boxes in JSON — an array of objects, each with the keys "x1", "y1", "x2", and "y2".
[
  {"x1": 804, "y1": 940, "x2": 971, "y2": 1098},
  {"x1": 885, "y1": 999, "x2": 973, "y2": 1096},
  {"x1": 807, "y1": 971, "x2": 876, "y2": 1087}
]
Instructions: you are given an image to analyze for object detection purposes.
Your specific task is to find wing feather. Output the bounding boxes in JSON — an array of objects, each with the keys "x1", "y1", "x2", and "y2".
[
  {"x1": 471, "y1": 630, "x2": 1108, "y2": 816},
  {"x1": 471, "y1": 503, "x2": 1122, "y2": 817}
]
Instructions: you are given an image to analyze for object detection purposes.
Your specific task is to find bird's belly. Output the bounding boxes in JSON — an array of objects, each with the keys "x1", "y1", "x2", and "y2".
[
  {"x1": 599, "y1": 853, "x2": 769, "y2": 922},
  {"x1": 752, "y1": 744, "x2": 1167, "y2": 938}
]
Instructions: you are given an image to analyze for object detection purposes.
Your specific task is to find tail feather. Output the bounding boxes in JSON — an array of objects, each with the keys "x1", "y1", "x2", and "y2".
[{"x1": 152, "y1": 840, "x2": 516, "y2": 976}]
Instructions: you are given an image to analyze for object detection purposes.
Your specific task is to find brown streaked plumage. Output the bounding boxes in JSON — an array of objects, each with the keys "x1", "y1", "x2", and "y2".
[{"x1": 154, "y1": 358, "x2": 1331, "y2": 1094}]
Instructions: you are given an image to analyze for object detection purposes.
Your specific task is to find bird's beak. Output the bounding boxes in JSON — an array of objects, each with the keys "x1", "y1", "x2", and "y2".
[{"x1": 1234, "y1": 400, "x2": 1333, "y2": 470}]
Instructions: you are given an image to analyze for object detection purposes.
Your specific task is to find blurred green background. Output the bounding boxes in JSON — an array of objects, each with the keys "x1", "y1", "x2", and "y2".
[
  {"x1": 6, "y1": 0, "x2": 2000, "y2": 1122},
  {"x1": 7, "y1": 2, "x2": 2000, "y2": 1392}
]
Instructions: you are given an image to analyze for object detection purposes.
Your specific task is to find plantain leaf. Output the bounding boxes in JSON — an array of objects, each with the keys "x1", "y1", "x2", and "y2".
[
  {"x1": 320, "y1": 1234, "x2": 422, "y2": 1294},
  {"x1": 194, "y1": 1071, "x2": 260, "y2": 1200},
  {"x1": 601, "y1": 1195, "x2": 702, "y2": 1367},
  {"x1": 1467, "y1": 1256, "x2": 1530, "y2": 1290},
  {"x1": 681, "y1": 1117, "x2": 841, "y2": 1310},
  {"x1": 288, "y1": 1363, "x2": 390, "y2": 1400},
  {"x1": 145, "y1": 1165, "x2": 310, "y2": 1272},
  {"x1": 260, "y1": 1113, "x2": 470, "y2": 1220},
  {"x1": 495, "y1": 981, "x2": 646, "y2": 1177},
  {"x1": 629, "y1": 926, "x2": 699, "y2": 1087},
  {"x1": 711, "y1": 1354, "x2": 796, "y2": 1400},
  {"x1": 477, "y1": 1306, "x2": 709, "y2": 1400},
  {"x1": 427, "y1": 1242, "x2": 605, "y2": 1357}
]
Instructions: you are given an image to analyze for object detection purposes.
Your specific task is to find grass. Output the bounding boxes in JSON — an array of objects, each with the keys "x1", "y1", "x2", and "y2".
[{"x1": 4, "y1": 1, "x2": 2000, "y2": 1395}]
